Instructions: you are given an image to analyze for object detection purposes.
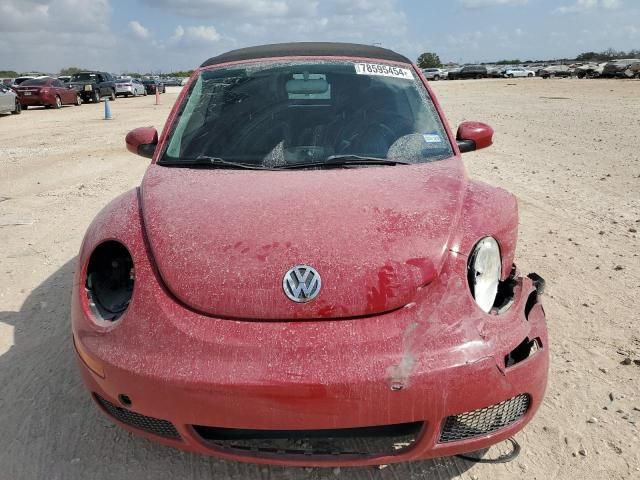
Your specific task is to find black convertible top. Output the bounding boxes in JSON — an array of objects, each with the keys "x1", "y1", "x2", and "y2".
[{"x1": 201, "y1": 42, "x2": 412, "y2": 68}]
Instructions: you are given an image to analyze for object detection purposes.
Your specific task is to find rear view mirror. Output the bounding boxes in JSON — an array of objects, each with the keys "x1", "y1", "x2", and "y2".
[
  {"x1": 286, "y1": 78, "x2": 329, "y2": 95},
  {"x1": 456, "y1": 121, "x2": 494, "y2": 153},
  {"x1": 126, "y1": 127, "x2": 158, "y2": 159}
]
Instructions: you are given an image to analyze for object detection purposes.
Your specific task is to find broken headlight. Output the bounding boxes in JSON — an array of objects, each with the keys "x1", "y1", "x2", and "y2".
[
  {"x1": 467, "y1": 237, "x2": 501, "y2": 313},
  {"x1": 85, "y1": 241, "x2": 134, "y2": 322}
]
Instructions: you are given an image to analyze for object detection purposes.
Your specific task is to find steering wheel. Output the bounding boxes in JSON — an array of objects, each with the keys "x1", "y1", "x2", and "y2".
[{"x1": 337, "y1": 112, "x2": 411, "y2": 156}]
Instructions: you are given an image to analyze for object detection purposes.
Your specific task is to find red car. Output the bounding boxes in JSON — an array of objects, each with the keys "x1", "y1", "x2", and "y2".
[
  {"x1": 72, "y1": 43, "x2": 549, "y2": 467},
  {"x1": 16, "y1": 77, "x2": 82, "y2": 109}
]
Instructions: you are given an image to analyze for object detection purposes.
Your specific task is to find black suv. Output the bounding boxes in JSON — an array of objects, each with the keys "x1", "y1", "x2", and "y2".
[
  {"x1": 448, "y1": 65, "x2": 488, "y2": 80},
  {"x1": 68, "y1": 71, "x2": 116, "y2": 103}
]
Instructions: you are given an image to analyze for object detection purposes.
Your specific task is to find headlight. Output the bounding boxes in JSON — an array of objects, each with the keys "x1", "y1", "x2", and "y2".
[
  {"x1": 467, "y1": 237, "x2": 502, "y2": 313},
  {"x1": 85, "y1": 241, "x2": 134, "y2": 322}
]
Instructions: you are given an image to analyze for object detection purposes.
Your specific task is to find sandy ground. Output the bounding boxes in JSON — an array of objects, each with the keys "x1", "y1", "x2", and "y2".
[{"x1": 0, "y1": 79, "x2": 638, "y2": 480}]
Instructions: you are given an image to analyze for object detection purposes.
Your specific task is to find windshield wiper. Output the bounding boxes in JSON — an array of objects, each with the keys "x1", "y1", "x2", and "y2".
[
  {"x1": 161, "y1": 155, "x2": 411, "y2": 170},
  {"x1": 162, "y1": 156, "x2": 269, "y2": 170},
  {"x1": 279, "y1": 155, "x2": 411, "y2": 169}
]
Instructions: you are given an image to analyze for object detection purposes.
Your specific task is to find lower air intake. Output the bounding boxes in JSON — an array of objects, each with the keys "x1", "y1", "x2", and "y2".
[
  {"x1": 193, "y1": 422, "x2": 424, "y2": 457},
  {"x1": 95, "y1": 394, "x2": 180, "y2": 440},
  {"x1": 439, "y1": 394, "x2": 530, "y2": 443}
]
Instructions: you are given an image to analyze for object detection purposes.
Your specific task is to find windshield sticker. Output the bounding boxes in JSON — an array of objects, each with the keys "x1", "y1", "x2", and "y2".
[
  {"x1": 354, "y1": 63, "x2": 413, "y2": 80},
  {"x1": 423, "y1": 134, "x2": 443, "y2": 143}
]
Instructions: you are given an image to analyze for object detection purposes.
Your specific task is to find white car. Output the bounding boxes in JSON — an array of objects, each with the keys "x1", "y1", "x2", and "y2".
[
  {"x1": 115, "y1": 78, "x2": 147, "y2": 97},
  {"x1": 0, "y1": 83, "x2": 21, "y2": 114},
  {"x1": 11, "y1": 76, "x2": 35, "y2": 88},
  {"x1": 503, "y1": 68, "x2": 535, "y2": 78},
  {"x1": 421, "y1": 68, "x2": 446, "y2": 81}
]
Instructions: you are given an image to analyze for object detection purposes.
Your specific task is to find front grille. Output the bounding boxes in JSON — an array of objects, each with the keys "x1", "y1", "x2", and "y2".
[
  {"x1": 193, "y1": 422, "x2": 423, "y2": 457},
  {"x1": 439, "y1": 394, "x2": 530, "y2": 443},
  {"x1": 95, "y1": 394, "x2": 180, "y2": 440}
]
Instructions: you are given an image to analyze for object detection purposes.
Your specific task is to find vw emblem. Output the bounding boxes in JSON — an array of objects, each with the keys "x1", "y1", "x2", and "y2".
[{"x1": 283, "y1": 265, "x2": 322, "y2": 303}]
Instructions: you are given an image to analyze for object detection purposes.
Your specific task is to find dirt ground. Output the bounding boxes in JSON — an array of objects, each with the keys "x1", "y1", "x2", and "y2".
[{"x1": 0, "y1": 79, "x2": 638, "y2": 480}]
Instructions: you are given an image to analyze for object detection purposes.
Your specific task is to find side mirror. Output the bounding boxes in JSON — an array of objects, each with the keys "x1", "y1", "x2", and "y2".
[
  {"x1": 126, "y1": 127, "x2": 158, "y2": 159},
  {"x1": 456, "y1": 121, "x2": 494, "y2": 153}
]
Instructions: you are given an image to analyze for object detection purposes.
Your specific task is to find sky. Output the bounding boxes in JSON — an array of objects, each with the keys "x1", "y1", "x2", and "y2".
[{"x1": 0, "y1": 0, "x2": 637, "y2": 74}]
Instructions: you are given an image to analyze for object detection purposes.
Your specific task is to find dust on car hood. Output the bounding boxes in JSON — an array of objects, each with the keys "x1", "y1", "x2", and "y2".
[{"x1": 140, "y1": 159, "x2": 467, "y2": 320}]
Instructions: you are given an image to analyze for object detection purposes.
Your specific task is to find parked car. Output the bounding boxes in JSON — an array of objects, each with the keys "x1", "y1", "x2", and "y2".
[
  {"x1": 15, "y1": 77, "x2": 82, "y2": 109},
  {"x1": 11, "y1": 76, "x2": 35, "y2": 88},
  {"x1": 623, "y1": 62, "x2": 640, "y2": 78},
  {"x1": 602, "y1": 59, "x2": 640, "y2": 78},
  {"x1": 0, "y1": 83, "x2": 21, "y2": 114},
  {"x1": 68, "y1": 71, "x2": 116, "y2": 103},
  {"x1": 539, "y1": 65, "x2": 573, "y2": 79},
  {"x1": 73, "y1": 42, "x2": 548, "y2": 467},
  {"x1": 141, "y1": 79, "x2": 166, "y2": 94},
  {"x1": 487, "y1": 66, "x2": 506, "y2": 78},
  {"x1": 447, "y1": 65, "x2": 488, "y2": 80},
  {"x1": 58, "y1": 75, "x2": 72, "y2": 83},
  {"x1": 115, "y1": 78, "x2": 146, "y2": 97},
  {"x1": 503, "y1": 67, "x2": 535, "y2": 78},
  {"x1": 421, "y1": 68, "x2": 445, "y2": 81},
  {"x1": 574, "y1": 63, "x2": 607, "y2": 79},
  {"x1": 162, "y1": 78, "x2": 183, "y2": 87},
  {"x1": 2, "y1": 78, "x2": 14, "y2": 86}
]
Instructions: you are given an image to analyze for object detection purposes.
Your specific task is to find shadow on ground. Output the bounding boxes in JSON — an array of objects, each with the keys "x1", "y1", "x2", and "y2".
[{"x1": 0, "y1": 259, "x2": 478, "y2": 480}]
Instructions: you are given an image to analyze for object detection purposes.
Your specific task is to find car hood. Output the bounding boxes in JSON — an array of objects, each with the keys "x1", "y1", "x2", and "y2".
[{"x1": 140, "y1": 160, "x2": 467, "y2": 320}]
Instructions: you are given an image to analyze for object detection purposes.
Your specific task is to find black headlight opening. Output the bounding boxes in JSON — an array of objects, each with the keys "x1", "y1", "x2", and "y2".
[{"x1": 85, "y1": 241, "x2": 134, "y2": 322}]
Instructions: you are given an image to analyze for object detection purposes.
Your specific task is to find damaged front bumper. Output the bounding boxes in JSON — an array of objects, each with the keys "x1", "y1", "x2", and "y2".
[{"x1": 72, "y1": 250, "x2": 549, "y2": 467}]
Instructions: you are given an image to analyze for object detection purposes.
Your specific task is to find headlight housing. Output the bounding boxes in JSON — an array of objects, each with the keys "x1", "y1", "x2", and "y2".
[
  {"x1": 85, "y1": 241, "x2": 134, "y2": 322},
  {"x1": 467, "y1": 237, "x2": 502, "y2": 313}
]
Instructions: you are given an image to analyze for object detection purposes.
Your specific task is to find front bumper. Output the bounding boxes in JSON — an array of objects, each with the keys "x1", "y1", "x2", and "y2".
[{"x1": 72, "y1": 247, "x2": 549, "y2": 466}]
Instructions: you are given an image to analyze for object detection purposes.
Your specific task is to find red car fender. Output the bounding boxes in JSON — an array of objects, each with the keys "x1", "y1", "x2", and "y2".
[
  {"x1": 449, "y1": 180, "x2": 518, "y2": 280},
  {"x1": 74, "y1": 188, "x2": 147, "y2": 295}
]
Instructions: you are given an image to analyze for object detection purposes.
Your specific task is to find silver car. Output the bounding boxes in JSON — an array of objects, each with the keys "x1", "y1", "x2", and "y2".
[
  {"x1": 502, "y1": 67, "x2": 535, "y2": 78},
  {"x1": 0, "y1": 83, "x2": 21, "y2": 114},
  {"x1": 421, "y1": 68, "x2": 446, "y2": 81},
  {"x1": 115, "y1": 78, "x2": 146, "y2": 97}
]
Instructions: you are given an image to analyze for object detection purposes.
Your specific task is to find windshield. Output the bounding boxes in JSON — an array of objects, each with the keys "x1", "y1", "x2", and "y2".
[
  {"x1": 21, "y1": 78, "x2": 50, "y2": 86},
  {"x1": 71, "y1": 73, "x2": 97, "y2": 81},
  {"x1": 161, "y1": 60, "x2": 453, "y2": 168}
]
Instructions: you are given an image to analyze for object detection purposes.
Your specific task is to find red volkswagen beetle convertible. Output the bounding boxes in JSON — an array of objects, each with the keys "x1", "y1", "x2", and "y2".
[{"x1": 72, "y1": 43, "x2": 548, "y2": 466}]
